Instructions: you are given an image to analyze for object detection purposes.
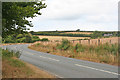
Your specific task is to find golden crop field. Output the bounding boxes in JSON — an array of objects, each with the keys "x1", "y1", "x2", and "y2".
[
  {"x1": 61, "y1": 32, "x2": 93, "y2": 34},
  {"x1": 38, "y1": 35, "x2": 90, "y2": 41}
]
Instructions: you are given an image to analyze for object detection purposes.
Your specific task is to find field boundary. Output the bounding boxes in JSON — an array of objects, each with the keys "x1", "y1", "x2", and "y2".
[{"x1": 33, "y1": 37, "x2": 119, "y2": 46}]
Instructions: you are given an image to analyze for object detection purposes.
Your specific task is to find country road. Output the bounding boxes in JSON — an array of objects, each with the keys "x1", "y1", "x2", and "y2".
[{"x1": 1, "y1": 44, "x2": 119, "y2": 78}]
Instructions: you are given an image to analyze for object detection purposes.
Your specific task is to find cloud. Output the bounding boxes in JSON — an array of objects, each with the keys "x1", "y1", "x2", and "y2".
[
  {"x1": 29, "y1": 0, "x2": 119, "y2": 31},
  {"x1": 38, "y1": 0, "x2": 119, "y2": 20}
]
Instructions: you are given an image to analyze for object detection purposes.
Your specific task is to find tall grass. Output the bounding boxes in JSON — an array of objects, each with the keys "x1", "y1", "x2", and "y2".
[
  {"x1": 29, "y1": 39, "x2": 118, "y2": 65},
  {"x1": 2, "y1": 49, "x2": 21, "y2": 58},
  {"x1": 56, "y1": 39, "x2": 118, "y2": 65},
  {"x1": 57, "y1": 39, "x2": 70, "y2": 50},
  {"x1": 2, "y1": 49, "x2": 24, "y2": 67},
  {"x1": 73, "y1": 43, "x2": 118, "y2": 55}
]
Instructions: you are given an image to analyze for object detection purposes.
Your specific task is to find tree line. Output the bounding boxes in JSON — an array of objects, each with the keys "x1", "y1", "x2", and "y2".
[{"x1": 32, "y1": 31, "x2": 118, "y2": 38}]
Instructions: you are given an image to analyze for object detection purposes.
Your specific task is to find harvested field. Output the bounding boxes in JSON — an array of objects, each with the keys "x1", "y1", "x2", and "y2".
[
  {"x1": 62, "y1": 32, "x2": 93, "y2": 34},
  {"x1": 34, "y1": 37, "x2": 118, "y2": 46},
  {"x1": 38, "y1": 35, "x2": 90, "y2": 41}
]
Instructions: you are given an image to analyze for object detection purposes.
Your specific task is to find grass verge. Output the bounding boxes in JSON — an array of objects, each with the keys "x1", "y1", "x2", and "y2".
[
  {"x1": 29, "y1": 39, "x2": 118, "y2": 66},
  {"x1": 2, "y1": 49, "x2": 55, "y2": 78}
]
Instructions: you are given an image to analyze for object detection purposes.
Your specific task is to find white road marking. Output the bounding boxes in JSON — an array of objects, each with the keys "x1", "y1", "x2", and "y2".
[
  {"x1": 75, "y1": 64, "x2": 119, "y2": 75},
  {"x1": 26, "y1": 52, "x2": 34, "y2": 55},
  {"x1": 39, "y1": 56, "x2": 46, "y2": 58},
  {"x1": 48, "y1": 58, "x2": 60, "y2": 62},
  {"x1": 39, "y1": 56, "x2": 60, "y2": 62}
]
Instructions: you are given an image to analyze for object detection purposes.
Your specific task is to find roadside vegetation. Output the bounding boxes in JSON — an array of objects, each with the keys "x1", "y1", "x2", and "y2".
[
  {"x1": 2, "y1": 33, "x2": 49, "y2": 43},
  {"x1": 29, "y1": 39, "x2": 118, "y2": 65},
  {"x1": 2, "y1": 49, "x2": 54, "y2": 78}
]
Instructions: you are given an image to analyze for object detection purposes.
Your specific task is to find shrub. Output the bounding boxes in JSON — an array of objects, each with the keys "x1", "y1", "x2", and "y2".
[
  {"x1": 20, "y1": 37, "x2": 26, "y2": 43},
  {"x1": 74, "y1": 43, "x2": 85, "y2": 52},
  {"x1": 32, "y1": 36, "x2": 39, "y2": 39},
  {"x1": 40, "y1": 38, "x2": 49, "y2": 41},
  {"x1": 32, "y1": 36, "x2": 40, "y2": 42},
  {"x1": 2, "y1": 49, "x2": 24, "y2": 67},
  {"x1": 2, "y1": 49, "x2": 21, "y2": 58},
  {"x1": 25, "y1": 34, "x2": 32, "y2": 43},
  {"x1": 3, "y1": 33, "x2": 45, "y2": 43},
  {"x1": 16, "y1": 34, "x2": 23, "y2": 39},
  {"x1": 35, "y1": 43, "x2": 40, "y2": 46},
  {"x1": 2, "y1": 49, "x2": 14, "y2": 57},
  {"x1": 90, "y1": 31, "x2": 103, "y2": 39},
  {"x1": 57, "y1": 39, "x2": 70, "y2": 50}
]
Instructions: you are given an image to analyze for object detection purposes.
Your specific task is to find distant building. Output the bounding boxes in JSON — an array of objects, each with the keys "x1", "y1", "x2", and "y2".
[{"x1": 104, "y1": 34, "x2": 113, "y2": 37}]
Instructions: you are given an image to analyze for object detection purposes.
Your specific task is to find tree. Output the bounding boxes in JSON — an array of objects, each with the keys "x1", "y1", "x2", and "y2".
[
  {"x1": 2, "y1": 1, "x2": 47, "y2": 38},
  {"x1": 16, "y1": 34, "x2": 23, "y2": 39},
  {"x1": 25, "y1": 34, "x2": 32, "y2": 43},
  {"x1": 30, "y1": 31, "x2": 34, "y2": 34},
  {"x1": 76, "y1": 29, "x2": 80, "y2": 32}
]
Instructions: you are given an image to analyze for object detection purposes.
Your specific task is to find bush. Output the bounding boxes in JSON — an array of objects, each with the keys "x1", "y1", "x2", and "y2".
[
  {"x1": 90, "y1": 31, "x2": 103, "y2": 39},
  {"x1": 40, "y1": 38, "x2": 49, "y2": 41},
  {"x1": 25, "y1": 34, "x2": 32, "y2": 43},
  {"x1": 2, "y1": 49, "x2": 21, "y2": 58},
  {"x1": 74, "y1": 43, "x2": 85, "y2": 52},
  {"x1": 16, "y1": 34, "x2": 24, "y2": 39},
  {"x1": 32, "y1": 36, "x2": 40, "y2": 42},
  {"x1": 102, "y1": 43, "x2": 118, "y2": 55},
  {"x1": 2, "y1": 49, "x2": 24, "y2": 67},
  {"x1": 57, "y1": 39, "x2": 70, "y2": 50},
  {"x1": 4, "y1": 35, "x2": 15, "y2": 43},
  {"x1": 35, "y1": 43, "x2": 40, "y2": 46},
  {"x1": 2, "y1": 49, "x2": 14, "y2": 57},
  {"x1": 32, "y1": 36, "x2": 39, "y2": 39},
  {"x1": 3, "y1": 33, "x2": 41, "y2": 43}
]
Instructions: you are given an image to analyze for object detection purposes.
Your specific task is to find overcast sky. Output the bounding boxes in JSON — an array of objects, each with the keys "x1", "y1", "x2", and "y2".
[{"x1": 29, "y1": 0, "x2": 119, "y2": 31}]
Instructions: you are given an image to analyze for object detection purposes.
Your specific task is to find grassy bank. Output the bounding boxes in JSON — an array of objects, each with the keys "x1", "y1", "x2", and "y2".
[
  {"x1": 29, "y1": 39, "x2": 118, "y2": 66},
  {"x1": 2, "y1": 49, "x2": 55, "y2": 78}
]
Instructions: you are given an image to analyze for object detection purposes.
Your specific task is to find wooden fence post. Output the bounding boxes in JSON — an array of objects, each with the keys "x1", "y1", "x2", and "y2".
[
  {"x1": 73, "y1": 40, "x2": 74, "y2": 43},
  {"x1": 95, "y1": 41, "x2": 97, "y2": 45},
  {"x1": 98, "y1": 39, "x2": 100, "y2": 45},
  {"x1": 79, "y1": 40, "x2": 81, "y2": 44},
  {"x1": 110, "y1": 40, "x2": 111, "y2": 44},
  {"x1": 88, "y1": 39, "x2": 90, "y2": 45}
]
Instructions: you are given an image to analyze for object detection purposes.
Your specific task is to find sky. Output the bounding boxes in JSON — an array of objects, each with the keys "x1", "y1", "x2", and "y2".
[{"x1": 28, "y1": 0, "x2": 119, "y2": 31}]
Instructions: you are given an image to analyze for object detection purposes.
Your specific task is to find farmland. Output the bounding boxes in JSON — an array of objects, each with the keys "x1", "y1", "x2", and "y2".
[
  {"x1": 38, "y1": 35, "x2": 90, "y2": 41},
  {"x1": 31, "y1": 31, "x2": 118, "y2": 39},
  {"x1": 29, "y1": 30, "x2": 119, "y2": 66},
  {"x1": 61, "y1": 32, "x2": 93, "y2": 34}
]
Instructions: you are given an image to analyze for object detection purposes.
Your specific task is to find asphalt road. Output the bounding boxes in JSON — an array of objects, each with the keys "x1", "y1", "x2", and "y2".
[{"x1": 2, "y1": 44, "x2": 119, "y2": 78}]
